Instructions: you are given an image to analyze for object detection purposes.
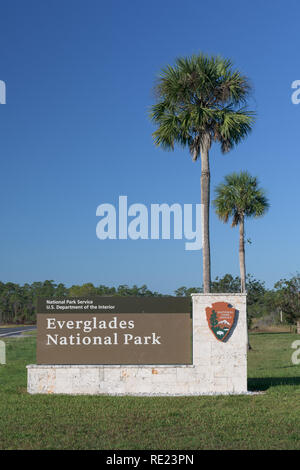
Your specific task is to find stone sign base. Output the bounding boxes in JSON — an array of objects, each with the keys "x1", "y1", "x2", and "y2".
[{"x1": 27, "y1": 294, "x2": 247, "y2": 395}]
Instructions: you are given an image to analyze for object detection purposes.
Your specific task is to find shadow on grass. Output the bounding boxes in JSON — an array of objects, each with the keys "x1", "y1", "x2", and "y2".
[{"x1": 248, "y1": 376, "x2": 300, "y2": 391}]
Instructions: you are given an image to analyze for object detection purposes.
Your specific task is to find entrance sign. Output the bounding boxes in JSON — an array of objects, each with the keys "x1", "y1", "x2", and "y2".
[
  {"x1": 37, "y1": 297, "x2": 191, "y2": 365},
  {"x1": 28, "y1": 294, "x2": 248, "y2": 395},
  {"x1": 205, "y1": 301, "x2": 236, "y2": 342}
]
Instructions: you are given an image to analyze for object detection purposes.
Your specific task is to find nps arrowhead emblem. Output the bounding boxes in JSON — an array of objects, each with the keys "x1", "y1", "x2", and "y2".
[{"x1": 205, "y1": 302, "x2": 236, "y2": 342}]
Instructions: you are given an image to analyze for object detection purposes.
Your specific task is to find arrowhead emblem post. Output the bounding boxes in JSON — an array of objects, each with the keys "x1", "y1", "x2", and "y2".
[{"x1": 205, "y1": 302, "x2": 236, "y2": 342}]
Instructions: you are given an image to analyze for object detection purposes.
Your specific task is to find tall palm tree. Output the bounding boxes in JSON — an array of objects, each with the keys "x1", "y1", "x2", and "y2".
[
  {"x1": 213, "y1": 171, "x2": 269, "y2": 293},
  {"x1": 150, "y1": 54, "x2": 255, "y2": 292}
]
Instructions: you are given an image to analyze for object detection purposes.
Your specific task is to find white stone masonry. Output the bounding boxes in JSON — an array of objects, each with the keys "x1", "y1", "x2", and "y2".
[{"x1": 27, "y1": 294, "x2": 247, "y2": 395}]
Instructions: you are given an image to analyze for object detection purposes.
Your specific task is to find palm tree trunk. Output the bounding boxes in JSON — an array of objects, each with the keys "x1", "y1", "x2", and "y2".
[
  {"x1": 200, "y1": 134, "x2": 211, "y2": 293},
  {"x1": 239, "y1": 215, "x2": 246, "y2": 293},
  {"x1": 239, "y1": 215, "x2": 251, "y2": 349}
]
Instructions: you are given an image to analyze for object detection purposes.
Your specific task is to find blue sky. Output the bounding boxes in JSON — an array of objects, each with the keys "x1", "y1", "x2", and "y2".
[{"x1": 0, "y1": 0, "x2": 299, "y2": 293}]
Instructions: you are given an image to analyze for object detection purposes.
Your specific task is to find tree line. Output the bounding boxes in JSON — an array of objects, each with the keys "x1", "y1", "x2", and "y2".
[{"x1": 0, "y1": 273, "x2": 299, "y2": 326}]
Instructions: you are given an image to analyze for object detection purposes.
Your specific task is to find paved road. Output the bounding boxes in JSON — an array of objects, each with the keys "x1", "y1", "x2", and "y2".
[{"x1": 0, "y1": 326, "x2": 36, "y2": 337}]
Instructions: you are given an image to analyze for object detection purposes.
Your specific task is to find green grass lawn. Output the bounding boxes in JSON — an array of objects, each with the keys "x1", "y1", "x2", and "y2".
[{"x1": 0, "y1": 332, "x2": 299, "y2": 450}]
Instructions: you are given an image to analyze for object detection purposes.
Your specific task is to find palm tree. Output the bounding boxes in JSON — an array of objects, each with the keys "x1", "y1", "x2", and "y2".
[
  {"x1": 150, "y1": 54, "x2": 255, "y2": 292},
  {"x1": 213, "y1": 171, "x2": 269, "y2": 293}
]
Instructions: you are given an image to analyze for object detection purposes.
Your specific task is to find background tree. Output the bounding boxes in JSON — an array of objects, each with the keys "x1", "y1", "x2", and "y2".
[
  {"x1": 275, "y1": 274, "x2": 300, "y2": 326},
  {"x1": 0, "y1": 282, "x2": 164, "y2": 324},
  {"x1": 1, "y1": 275, "x2": 298, "y2": 328},
  {"x1": 174, "y1": 286, "x2": 202, "y2": 297},
  {"x1": 211, "y1": 273, "x2": 240, "y2": 293},
  {"x1": 245, "y1": 274, "x2": 267, "y2": 330},
  {"x1": 150, "y1": 53, "x2": 254, "y2": 292},
  {"x1": 213, "y1": 171, "x2": 269, "y2": 293}
]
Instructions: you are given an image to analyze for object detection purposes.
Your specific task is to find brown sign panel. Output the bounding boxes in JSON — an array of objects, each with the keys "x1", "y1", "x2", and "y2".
[
  {"x1": 205, "y1": 302, "x2": 236, "y2": 342},
  {"x1": 37, "y1": 297, "x2": 191, "y2": 365}
]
